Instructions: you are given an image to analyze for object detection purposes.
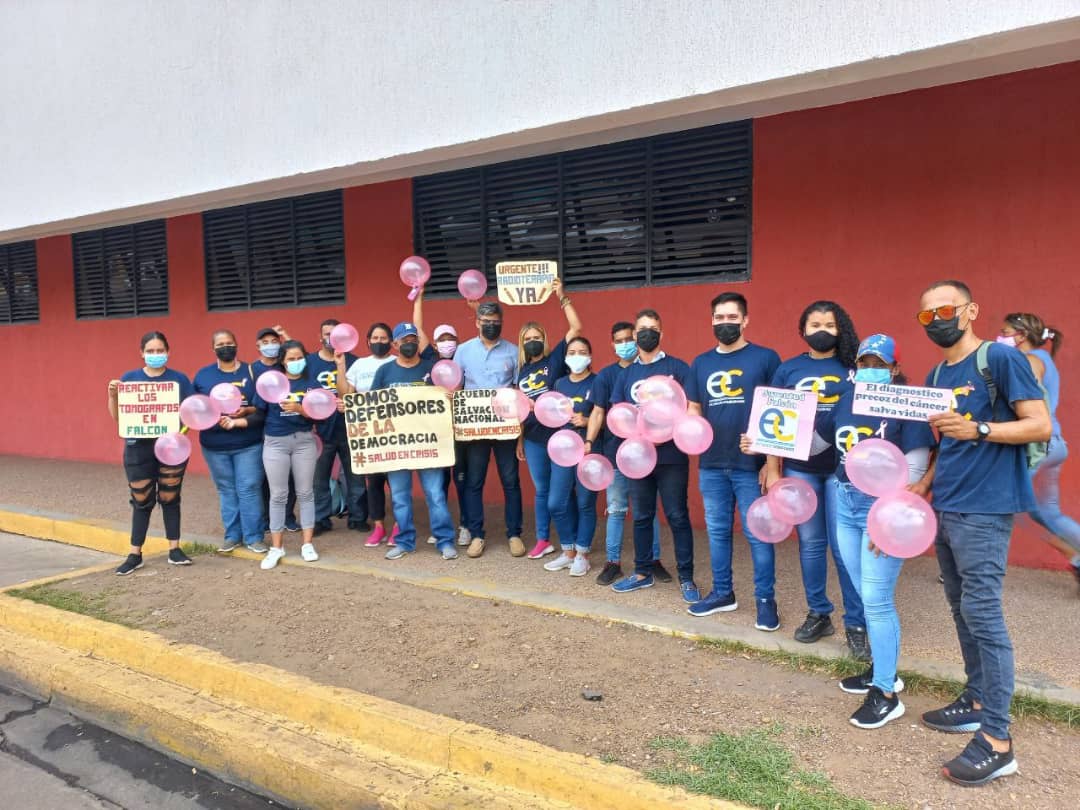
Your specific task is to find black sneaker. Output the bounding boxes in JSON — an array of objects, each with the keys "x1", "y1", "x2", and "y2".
[
  {"x1": 849, "y1": 686, "x2": 905, "y2": 729},
  {"x1": 116, "y1": 554, "x2": 143, "y2": 576},
  {"x1": 168, "y1": 548, "x2": 192, "y2": 566},
  {"x1": 284, "y1": 517, "x2": 301, "y2": 533},
  {"x1": 313, "y1": 519, "x2": 333, "y2": 537},
  {"x1": 348, "y1": 520, "x2": 372, "y2": 532},
  {"x1": 596, "y1": 562, "x2": 622, "y2": 586},
  {"x1": 652, "y1": 560, "x2": 673, "y2": 583},
  {"x1": 942, "y1": 734, "x2": 1017, "y2": 786},
  {"x1": 839, "y1": 666, "x2": 906, "y2": 695},
  {"x1": 922, "y1": 695, "x2": 981, "y2": 734},
  {"x1": 794, "y1": 611, "x2": 835, "y2": 643},
  {"x1": 846, "y1": 626, "x2": 871, "y2": 661}
]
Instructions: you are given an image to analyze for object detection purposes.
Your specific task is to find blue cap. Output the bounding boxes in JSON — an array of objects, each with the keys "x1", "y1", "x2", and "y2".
[
  {"x1": 857, "y1": 333, "x2": 898, "y2": 364},
  {"x1": 392, "y1": 322, "x2": 419, "y2": 341}
]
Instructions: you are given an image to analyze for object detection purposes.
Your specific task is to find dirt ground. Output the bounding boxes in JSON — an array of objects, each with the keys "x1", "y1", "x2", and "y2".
[{"x1": 47, "y1": 556, "x2": 1080, "y2": 810}]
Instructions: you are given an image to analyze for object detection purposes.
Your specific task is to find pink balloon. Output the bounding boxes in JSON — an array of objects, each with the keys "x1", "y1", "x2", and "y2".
[
  {"x1": 745, "y1": 496, "x2": 793, "y2": 544},
  {"x1": 430, "y1": 360, "x2": 463, "y2": 390},
  {"x1": 491, "y1": 387, "x2": 532, "y2": 422},
  {"x1": 255, "y1": 370, "x2": 291, "y2": 404},
  {"x1": 636, "y1": 399, "x2": 681, "y2": 444},
  {"x1": 548, "y1": 429, "x2": 586, "y2": 468},
  {"x1": 577, "y1": 453, "x2": 615, "y2": 492},
  {"x1": 457, "y1": 269, "x2": 488, "y2": 301},
  {"x1": 868, "y1": 490, "x2": 938, "y2": 558},
  {"x1": 846, "y1": 438, "x2": 909, "y2": 497},
  {"x1": 179, "y1": 394, "x2": 220, "y2": 431},
  {"x1": 767, "y1": 477, "x2": 819, "y2": 525},
  {"x1": 616, "y1": 438, "x2": 658, "y2": 480},
  {"x1": 154, "y1": 432, "x2": 192, "y2": 466},
  {"x1": 400, "y1": 256, "x2": 431, "y2": 300},
  {"x1": 635, "y1": 375, "x2": 688, "y2": 412},
  {"x1": 672, "y1": 415, "x2": 714, "y2": 455},
  {"x1": 302, "y1": 388, "x2": 338, "y2": 420},
  {"x1": 606, "y1": 403, "x2": 642, "y2": 439},
  {"x1": 535, "y1": 391, "x2": 574, "y2": 429},
  {"x1": 329, "y1": 323, "x2": 360, "y2": 353},
  {"x1": 209, "y1": 382, "x2": 243, "y2": 415}
]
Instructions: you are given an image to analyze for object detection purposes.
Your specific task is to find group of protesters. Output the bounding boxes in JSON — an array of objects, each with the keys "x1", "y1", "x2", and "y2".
[{"x1": 108, "y1": 276, "x2": 1072, "y2": 787}]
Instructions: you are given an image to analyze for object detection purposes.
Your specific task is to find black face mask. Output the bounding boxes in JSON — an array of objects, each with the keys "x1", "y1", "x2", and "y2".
[
  {"x1": 369, "y1": 341, "x2": 391, "y2": 358},
  {"x1": 805, "y1": 330, "x2": 838, "y2": 353},
  {"x1": 481, "y1": 322, "x2": 502, "y2": 341},
  {"x1": 713, "y1": 323, "x2": 742, "y2": 346},
  {"x1": 636, "y1": 328, "x2": 661, "y2": 353},
  {"x1": 398, "y1": 341, "x2": 419, "y2": 359},
  {"x1": 924, "y1": 317, "x2": 965, "y2": 348},
  {"x1": 215, "y1": 345, "x2": 238, "y2": 363},
  {"x1": 524, "y1": 339, "x2": 545, "y2": 359}
]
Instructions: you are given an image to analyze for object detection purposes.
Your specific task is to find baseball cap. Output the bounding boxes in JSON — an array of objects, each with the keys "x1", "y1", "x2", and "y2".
[
  {"x1": 256, "y1": 327, "x2": 280, "y2": 341},
  {"x1": 392, "y1": 322, "x2": 419, "y2": 341},
  {"x1": 857, "y1": 333, "x2": 898, "y2": 364},
  {"x1": 433, "y1": 323, "x2": 457, "y2": 340}
]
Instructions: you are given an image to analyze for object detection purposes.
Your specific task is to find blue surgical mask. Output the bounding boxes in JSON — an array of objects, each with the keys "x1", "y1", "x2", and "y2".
[
  {"x1": 566, "y1": 355, "x2": 591, "y2": 374},
  {"x1": 144, "y1": 353, "x2": 168, "y2": 369},
  {"x1": 285, "y1": 359, "x2": 306, "y2": 376},
  {"x1": 614, "y1": 342, "x2": 637, "y2": 361},
  {"x1": 259, "y1": 343, "x2": 281, "y2": 359},
  {"x1": 853, "y1": 367, "x2": 891, "y2": 384}
]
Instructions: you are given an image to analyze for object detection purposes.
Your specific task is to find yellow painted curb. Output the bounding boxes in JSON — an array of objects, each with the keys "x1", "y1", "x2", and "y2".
[
  {"x1": 0, "y1": 594, "x2": 737, "y2": 810},
  {"x1": 0, "y1": 508, "x2": 172, "y2": 557}
]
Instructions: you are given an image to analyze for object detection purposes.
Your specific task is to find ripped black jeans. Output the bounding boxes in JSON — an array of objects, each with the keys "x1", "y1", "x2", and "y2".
[{"x1": 123, "y1": 440, "x2": 188, "y2": 548}]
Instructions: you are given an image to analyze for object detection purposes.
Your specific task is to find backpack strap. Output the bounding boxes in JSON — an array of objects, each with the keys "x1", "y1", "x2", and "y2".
[
  {"x1": 931, "y1": 361, "x2": 945, "y2": 387},
  {"x1": 975, "y1": 341, "x2": 999, "y2": 414}
]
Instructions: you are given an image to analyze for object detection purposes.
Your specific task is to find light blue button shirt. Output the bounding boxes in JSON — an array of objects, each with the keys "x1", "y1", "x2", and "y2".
[{"x1": 456, "y1": 337, "x2": 519, "y2": 389}]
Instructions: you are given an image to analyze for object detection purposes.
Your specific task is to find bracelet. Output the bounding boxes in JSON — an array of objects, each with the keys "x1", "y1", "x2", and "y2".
[{"x1": 560, "y1": 296, "x2": 571, "y2": 308}]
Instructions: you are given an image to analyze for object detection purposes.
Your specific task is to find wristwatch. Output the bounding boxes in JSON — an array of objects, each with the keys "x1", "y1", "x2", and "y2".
[{"x1": 975, "y1": 422, "x2": 991, "y2": 441}]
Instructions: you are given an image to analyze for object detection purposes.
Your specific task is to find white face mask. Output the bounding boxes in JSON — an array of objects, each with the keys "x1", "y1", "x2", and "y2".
[
  {"x1": 566, "y1": 355, "x2": 591, "y2": 374},
  {"x1": 436, "y1": 340, "x2": 457, "y2": 358}
]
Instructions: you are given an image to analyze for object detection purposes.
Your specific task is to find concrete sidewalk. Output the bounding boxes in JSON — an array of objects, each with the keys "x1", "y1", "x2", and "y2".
[{"x1": 2, "y1": 454, "x2": 1078, "y2": 696}]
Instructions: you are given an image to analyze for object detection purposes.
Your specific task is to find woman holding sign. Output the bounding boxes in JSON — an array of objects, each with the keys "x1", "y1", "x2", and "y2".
[{"x1": 106, "y1": 331, "x2": 196, "y2": 575}]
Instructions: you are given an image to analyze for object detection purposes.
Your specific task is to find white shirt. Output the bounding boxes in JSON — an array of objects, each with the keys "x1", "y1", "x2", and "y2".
[{"x1": 346, "y1": 355, "x2": 395, "y2": 393}]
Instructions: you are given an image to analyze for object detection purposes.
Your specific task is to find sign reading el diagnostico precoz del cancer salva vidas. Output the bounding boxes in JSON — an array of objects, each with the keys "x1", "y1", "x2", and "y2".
[
  {"x1": 117, "y1": 381, "x2": 181, "y2": 438},
  {"x1": 344, "y1": 387, "x2": 456, "y2": 475}
]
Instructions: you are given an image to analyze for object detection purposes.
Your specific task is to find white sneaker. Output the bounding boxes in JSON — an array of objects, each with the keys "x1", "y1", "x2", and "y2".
[
  {"x1": 569, "y1": 556, "x2": 590, "y2": 577},
  {"x1": 301, "y1": 543, "x2": 319, "y2": 562},
  {"x1": 442, "y1": 545, "x2": 459, "y2": 560},
  {"x1": 544, "y1": 552, "x2": 574, "y2": 572},
  {"x1": 427, "y1": 535, "x2": 437, "y2": 545},
  {"x1": 457, "y1": 526, "x2": 472, "y2": 547},
  {"x1": 261, "y1": 547, "x2": 285, "y2": 570}
]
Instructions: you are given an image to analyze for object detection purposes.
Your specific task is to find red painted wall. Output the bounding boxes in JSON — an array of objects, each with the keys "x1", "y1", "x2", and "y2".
[{"x1": 3, "y1": 61, "x2": 1077, "y2": 568}]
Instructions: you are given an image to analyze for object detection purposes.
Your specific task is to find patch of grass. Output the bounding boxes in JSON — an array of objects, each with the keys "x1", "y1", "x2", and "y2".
[
  {"x1": 699, "y1": 638, "x2": 1080, "y2": 730},
  {"x1": 646, "y1": 724, "x2": 879, "y2": 810},
  {"x1": 8, "y1": 583, "x2": 137, "y2": 627},
  {"x1": 180, "y1": 541, "x2": 216, "y2": 557}
]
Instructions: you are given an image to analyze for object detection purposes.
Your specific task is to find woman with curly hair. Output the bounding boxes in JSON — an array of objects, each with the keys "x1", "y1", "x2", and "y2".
[{"x1": 764, "y1": 301, "x2": 867, "y2": 658}]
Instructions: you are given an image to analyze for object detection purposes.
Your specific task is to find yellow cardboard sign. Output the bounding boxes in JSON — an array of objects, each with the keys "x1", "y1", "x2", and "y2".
[
  {"x1": 496, "y1": 260, "x2": 557, "y2": 306},
  {"x1": 344, "y1": 386, "x2": 456, "y2": 474}
]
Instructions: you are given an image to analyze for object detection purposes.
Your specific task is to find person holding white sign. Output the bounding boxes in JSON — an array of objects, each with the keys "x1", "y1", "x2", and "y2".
[{"x1": 107, "y1": 331, "x2": 196, "y2": 575}]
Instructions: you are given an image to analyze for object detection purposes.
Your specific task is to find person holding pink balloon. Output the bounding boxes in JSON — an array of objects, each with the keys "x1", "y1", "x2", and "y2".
[
  {"x1": 684, "y1": 292, "x2": 782, "y2": 631},
  {"x1": 107, "y1": 331, "x2": 196, "y2": 575},
  {"x1": 251, "y1": 326, "x2": 300, "y2": 534},
  {"x1": 819, "y1": 334, "x2": 934, "y2": 730},
  {"x1": 192, "y1": 329, "x2": 268, "y2": 555},
  {"x1": 256, "y1": 340, "x2": 325, "y2": 570}
]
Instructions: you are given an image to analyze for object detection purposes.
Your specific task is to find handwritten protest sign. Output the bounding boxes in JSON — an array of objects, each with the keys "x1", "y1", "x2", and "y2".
[
  {"x1": 746, "y1": 386, "x2": 818, "y2": 460},
  {"x1": 452, "y1": 389, "x2": 522, "y2": 441},
  {"x1": 852, "y1": 383, "x2": 952, "y2": 422},
  {"x1": 117, "y1": 381, "x2": 180, "y2": 438},
  {"x1": 344, "y1": 386, "x2": 455, "y2": 475},
  {"x1": 496, "y1": 261, "x2": 557, "y2": 306}
]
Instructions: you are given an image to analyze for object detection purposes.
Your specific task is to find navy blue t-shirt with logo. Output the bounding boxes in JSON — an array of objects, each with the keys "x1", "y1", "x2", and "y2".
[
  {"x1": 925, "y1": 341, "x2": 1042, "y2": 514},
  {"x1": 685, "y1": 343, "x2": 781, "y2": 471},
  {"x1": 119, "y1": 368, "x2": 195, "y2": 447},
  {"x1": 590, "y1": 362, "x2": 628, "y2": 463},
  {"x1": 770, "y1": 353, "x2": 853, "y2": 475},
  {"x1": 306, "y1": 351, "x2": 357, "y2": 440},
  {"x1": 517, "y1": 339, "x2": 568, "y2": 445},
  {"x1": 371, "y1": 358, "x2": 436, "y2": 389},
  {"x1": 250, "y1": 358, "x2": 282, "y2": 378},
  {"x1": 254, "y1": 376, "x2": 317, "y2": 437},
  {"x1": 608, "y1": 353, "x2": 691, "y2": 466},
  {"x1": 192, "y1": 362, "x2": 262, "y2": 451},
  {"x1": 554, "y1": 372, "x2": 596, "y2": 438}
]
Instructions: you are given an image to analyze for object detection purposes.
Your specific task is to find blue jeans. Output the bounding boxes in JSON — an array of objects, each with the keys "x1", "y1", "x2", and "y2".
[
  {"x1": 788, "y1": 468, "x2": 864, "y2": 627},
  {"x1": 387, "y1": 468, "x2": 456, "y2": 553},
  {"x1": 834, "y1": 481, "x2": 904, "y2": 693},
  {"x1": 699, "y1": 467, "x2": 774, "y2": 600},
  {"x1": 936, "y1": 511, "x2": 1016, "y2": 740},
  {"x1": 1030, "y1": 437, "x2": 1080, "y2": 553},
  {"x1": 548, "y1": 461, "x2": 597, "y2": 552},
  {"x1": 203, "y1": 443, "x2": 266, "y2": 545},
  {"x1": 464, "y1": 439, "x2": 523, "y2": 539},
  {"x1": 604, "y1": 469, "x2": 661, "y2": 563},
  {"x1": 523, "y1": 438, "x2": 552, "y2": 542},
  {"x1": 314, "y1": 421, "x2": 367, "y2": 523},
  {"x1": 629, "y1": 463, "x2": 695, "y2": 582}
]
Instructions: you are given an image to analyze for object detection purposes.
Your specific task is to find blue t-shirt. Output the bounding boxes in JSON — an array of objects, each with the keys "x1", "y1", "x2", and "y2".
[
  {"x1": 1030, "y1": 348, "x2": 1061, "y2": 436},
  {"x1": 817, "y1": 390, "x2": 935, "y2": 484},
  {"x1": 192, "y1": 362, "x2": 262, "y2": 451},
  {"x1": 554, "y1": 372, "x2": 596, "y2": 438},
  {"x1": 590, "y1": 362, "x2": 628, "y2": 463},
  {"x1": 518, "y1": 339, "x2": 569, "y2": 444},
  {"x1": 610, "y1": 353, "x2": 691, "y2": 466},
  {"x1": 254, "y1": 375, "x2": 318, "y2": 437},
  {"x1": 770, "y1": 354, "x2": 853, "y2": 475},
  {"x1": 371, "y1": 358, "x2": 436, "y2": 389},
  {"x1": 306, "y1": 351, "x2": 357, "y2": 439},
  {"x1": 119, "y1": 367, "x2": 195, "y2": 446},
  {"x1": 250, "y1": 359, "x2": 282, "y2": 378},
  {"x1": 926, "y1": 341, "x2": 1043, "y2": 514},
  {"x1": 686, "y1": 343, "x2": 781, "y2": 471}
]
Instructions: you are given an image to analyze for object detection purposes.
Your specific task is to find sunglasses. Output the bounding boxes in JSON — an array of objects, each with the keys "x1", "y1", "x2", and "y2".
[{"x1": 916, "y1": 302, "x2": 971, "y2": 327}]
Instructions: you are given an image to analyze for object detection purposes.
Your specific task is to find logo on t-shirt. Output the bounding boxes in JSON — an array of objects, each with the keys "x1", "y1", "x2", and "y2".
[
  {"x1": 705, "y1": 369, "x2": 744, "y2": 401},
  {"x1": 950, "y1": 382, "x2": 977, "y2": 416},
  {"x1": 519, "y1": 368, "x2": 550, "y2": 394},
  {"x1": 835, "y1": 420, "x2": 887, "y2": 455},
  {"x1": 795, "y1": 375, "x2": 841, "y2": 405},
  {"x1": 317, "y1": 369, "x2": 340, "y2": 392}
]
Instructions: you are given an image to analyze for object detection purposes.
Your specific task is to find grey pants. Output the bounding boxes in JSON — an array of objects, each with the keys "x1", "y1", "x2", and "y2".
[{"x1": 263, "y1": 432, "x2": 318, "y2": 532}]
